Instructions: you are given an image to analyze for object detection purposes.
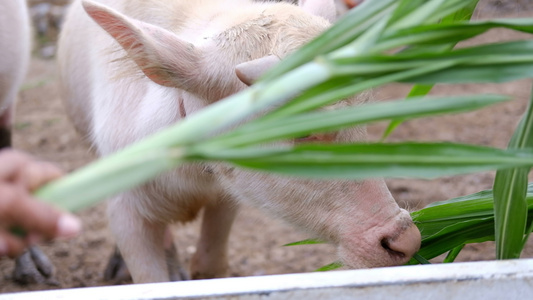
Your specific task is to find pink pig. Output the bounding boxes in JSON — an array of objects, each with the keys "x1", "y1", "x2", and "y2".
[
  {"x1": 58, "y1": 0, "x2": 421, "y2": 283},
  {"x1": 0, "y1": 0, "x2": 31, "y2": 148}
]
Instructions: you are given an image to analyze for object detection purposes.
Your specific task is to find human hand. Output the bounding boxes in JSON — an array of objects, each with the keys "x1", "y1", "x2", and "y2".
[{"x1": 0, "y1": 149, "x2": 81, "y2": 257}]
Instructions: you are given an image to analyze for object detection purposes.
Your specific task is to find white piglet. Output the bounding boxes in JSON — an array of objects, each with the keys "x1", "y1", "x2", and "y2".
[{"x1": 58, "y1": 0, "x2": 421, "y2": 283}]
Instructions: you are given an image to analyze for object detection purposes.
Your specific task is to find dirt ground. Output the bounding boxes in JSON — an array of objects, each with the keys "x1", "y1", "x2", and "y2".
[{"x1": 2, "y1": 0, "x2": 533, "y2": 294}]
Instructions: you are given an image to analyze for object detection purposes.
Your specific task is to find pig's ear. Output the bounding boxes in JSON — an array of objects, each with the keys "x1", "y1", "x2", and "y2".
[
  {"x1": 82, "y1": 0, "x2": 201, "y2": 88},
  {"x1": 235, "y1": 55, "x2": 280, "y2": 86},
  {"x1": 298, "y1": 0, "x2": 336, "y2": 23}
]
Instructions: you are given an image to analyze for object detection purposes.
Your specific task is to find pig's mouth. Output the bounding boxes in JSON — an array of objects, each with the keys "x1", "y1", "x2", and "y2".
[{"x1": 338, "y1": 211, "x2": 421, "y2": 268}]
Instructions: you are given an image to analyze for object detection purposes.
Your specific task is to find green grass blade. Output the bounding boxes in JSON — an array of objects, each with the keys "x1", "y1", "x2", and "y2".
[
  {"x1": 523, "y1": 217, "x2": 533, "y2": 249},
  {"x1": 383, "y1": 41, "x2": 533, "y2": 84},
  {"x1": 443, "y1": 244, "x2": 465, "y2": 263},
  {"x1": 381, "y1": 17, "x2": 533, "y2": 139},
  {"x1": 37, "y1": 149, "x2": 184, "y2": 211},
  {"x1": 331, "y1": 12, "x2": 391, "y2": 59},
  {"x1": 274, "y1": 39, "x2": 533, "y2": 119},
  {"x1": 381, "y1": 84, "x2": 434, "y2": 140},
  {"x1": 409, "y1": 218, "x2": 496, "y2": 264},
  {"x1": 388, "y1": 0, "x2": 446, "y2": 30},
  {"x1": 493, "y1": 86, "x2": 533, "y2": 259},
  {"x1": 408, "y1": 184, "x2": 533, "y2": 264},
  {"x1": 284, "y1": 239, "x2": 325, "y2": 246},
  {"x1": 269, "y1": 61, "x2": 457, "y2": 118},
  {"x1": 193, "y1": 143, "x2": 533, "y2": 180},
  {"x1": 207, "y1": 95, "x2": 507, "y2": 149},
  {"x1": 440, "y1": 1, "x2": 478, "y2": 23},
  {"x1": 432, "y1": 0, "x2": 478, "y2": 24},
  {"x1": 381, "y1": 4, "x2": 513, "y2": 139},
  {"x1": 315, "y1": 262, "x2": 343, "y2": 272},
  {"x1": 413, "y1": 253, "x2": 432, "y2": 264},
  {"x1": 389, "y1": 0, "x2": 452, "y2": 30},
  {"x1": 404, "y1": 62, "x2": 533, "y2": 84},
  {"x1": 493, "y1": 170, "x2": 528, "y2": 259},
  {"x1": 329, "y1": 41, "x2": 533, "y2": 82},
  {"x1": 413, "y1": 190, "x2": 497, "y2": 237},
  {"x1": 386, "y1": 0, "x2": 477, "y2": 32}
]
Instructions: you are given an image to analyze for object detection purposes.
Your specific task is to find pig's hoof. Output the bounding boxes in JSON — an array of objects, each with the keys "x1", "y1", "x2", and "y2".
[
  {"x1": 165, "y1": 245, "x2": 189, "y2": 281},
  {"x1": 0, "y1": 127, "x2": 11, "y2": 148},
  {"x1": 104, "y1": 245, "x2": 189, "y2": 283},
  {"x1": 103, "y1": 247, "x2": 132, "y2": 284},
  {"x1": 12, "y1": 246, "x2": 59, "y2": 286}
]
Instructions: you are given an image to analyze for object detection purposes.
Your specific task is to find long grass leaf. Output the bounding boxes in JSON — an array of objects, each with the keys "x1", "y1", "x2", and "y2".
[
  {"x1": 375, "y1": 19, "x2": 533, "y2": 52},
  {"x1": 192, "y1": 143, "x2": 533, "y2": 180},
  {"x1": 284, "y1": 239, "x2": 324, "y2": 246},
  {"x1": 382, "y1": 85, "x2": 434, "y2": 140},
  {"x1": 493, "y1": 86, "x2": 533, "y2": 259},
  {"x1": 381, "y1": 2, "x2": 482, "y2": 140},
  {"x1": 493, "y1": 170, "x2": 528, "y2": 259},
  {"x1": 409, "y1": 184, "x2": 533, "y2": 264},
  {"x1": 37, "y1": 149, "x2": 184, "y2": 211},
  {"x1": 269, "y1": 61, "x2": 457, "y2": 118},
  {"x1": 523, "y1": 217, "x2": 533, "y2": 249},
  {"x1": 388, "y1": 0, "x2": 447, "y2": 31},
  {"x1": 207, "y1": 95, "x2": 507, "y2": 148},
  {"x1": 440, "y1": 1, "x2": 478, "y2": 23},
  {"x1": 443, "y1": 244, "x2": 465, "y2": 263},
  {"x1": 315, "y1": 262, "x2": 344, "y2": 272},
  {"x1": 329, "y1": 42, "x2": 533, "y2": 81},
  {"x1": 413, "y1": 253, "x2": 432, "y2": 265}
]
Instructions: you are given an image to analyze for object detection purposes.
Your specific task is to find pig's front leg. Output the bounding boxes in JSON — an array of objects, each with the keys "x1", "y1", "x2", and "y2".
[
  {"x1": 190, "y1": 197, "x2": 238, "y2": 279},
  {"x1": 104, "y1": 227, "x2": 189, "y2": 283},
  {"x1": 107, "y1": 192, "x2": 169, "y2": 283}
]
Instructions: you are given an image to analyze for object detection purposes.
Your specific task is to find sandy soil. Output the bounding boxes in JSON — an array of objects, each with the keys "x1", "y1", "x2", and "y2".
[{"x1": 1, "y1": 0, "x2": 533, "y2": 294}]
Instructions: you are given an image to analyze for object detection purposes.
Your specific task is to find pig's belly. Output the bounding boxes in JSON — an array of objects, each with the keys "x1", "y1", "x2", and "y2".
[{"x1": 128, "y1": 163, "x2": 222, "y2": 224}]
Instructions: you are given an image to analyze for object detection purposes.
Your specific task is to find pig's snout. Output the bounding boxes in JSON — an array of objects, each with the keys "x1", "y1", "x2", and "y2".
[
  {"x1": 379, "y1": 220, "x2": 421, "y2": 263},
  {"x1": 339, "y1": 209, "x2": 421, "y2": 268}
]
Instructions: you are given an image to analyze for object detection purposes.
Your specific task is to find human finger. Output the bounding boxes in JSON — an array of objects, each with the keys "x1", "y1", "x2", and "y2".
[
  {"x1": 0, "y1": 185, "x2": 81, "y2": 240},
  {"x1": 19, "y1": 160, "x2": 64, "y2": 192},
  {"x1": 0, "y1": 149, "x2": 31, "y2": 180},
  {"x1": 0, "y1": 230, "x2": 26, "y2": 258}
]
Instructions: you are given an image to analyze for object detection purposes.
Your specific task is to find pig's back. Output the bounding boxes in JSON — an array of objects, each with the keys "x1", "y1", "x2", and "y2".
[
  {"x1": 58, "y1": 0, "x2": 101, "y2": 138},
  {"x1": 58, "y1": 0, "x2": 179, "y2": 154}
]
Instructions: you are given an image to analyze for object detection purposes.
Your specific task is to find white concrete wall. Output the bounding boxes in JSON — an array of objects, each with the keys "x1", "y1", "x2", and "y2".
[{"x1": 2, "y1": 259, "x2": 533, "y2": 300}]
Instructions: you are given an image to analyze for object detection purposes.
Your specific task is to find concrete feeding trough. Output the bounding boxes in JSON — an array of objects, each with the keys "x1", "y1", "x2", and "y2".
[{"x1": 1, "y1": 259, "x2": 532, "y2": 300}]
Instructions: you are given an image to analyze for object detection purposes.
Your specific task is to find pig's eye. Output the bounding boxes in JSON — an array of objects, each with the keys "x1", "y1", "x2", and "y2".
[
  {"x1": 294, "y1": 135, "x2": 317, "y2": 143},
  {"x1": 295, "y1": 133, "x2": 338, "y2": 143}
]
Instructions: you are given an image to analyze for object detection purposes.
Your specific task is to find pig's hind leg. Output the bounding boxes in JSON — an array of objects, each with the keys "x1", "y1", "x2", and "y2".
[
  {"x1": 190, "y1": 197, "x2": 238, "y2": 279},
  {"x1": 164, "y1": 228, "x2": 189, "y2": 281}
]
